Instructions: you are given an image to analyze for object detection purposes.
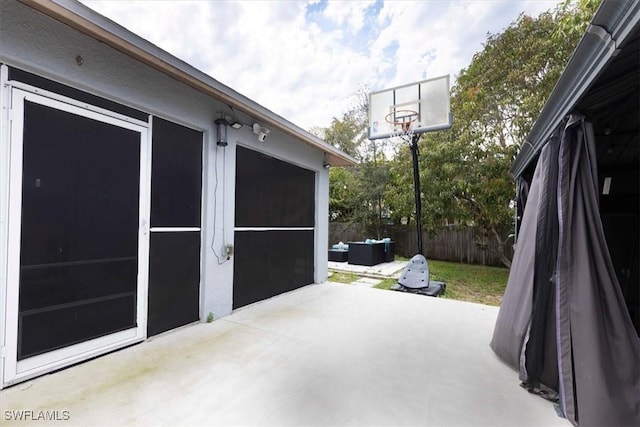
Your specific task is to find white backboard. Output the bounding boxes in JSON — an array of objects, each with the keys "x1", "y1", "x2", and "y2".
[{"x1": 368, "y1": 75, "x2": 451, "y2": 140}]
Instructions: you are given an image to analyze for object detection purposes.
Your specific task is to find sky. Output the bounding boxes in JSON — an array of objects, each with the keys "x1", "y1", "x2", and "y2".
[{"x1": 80, "y1": 0, "x2": 563, "y2": 132}]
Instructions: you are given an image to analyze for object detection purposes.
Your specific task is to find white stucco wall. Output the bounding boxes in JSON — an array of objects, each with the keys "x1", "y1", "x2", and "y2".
[
  {"x1": 204, "y1": 124, "x2": 329, "y2": 319},
  {"x1": 0, "y1": 0, "x2": 330, "y2": 341}
]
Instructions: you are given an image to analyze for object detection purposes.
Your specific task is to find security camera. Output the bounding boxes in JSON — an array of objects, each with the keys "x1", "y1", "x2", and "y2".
[{"x1": 253, "y1": 123, "x2": 270, "y2": 142}]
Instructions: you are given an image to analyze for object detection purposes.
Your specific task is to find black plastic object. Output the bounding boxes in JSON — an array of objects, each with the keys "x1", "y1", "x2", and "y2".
[
  {"x1": 328, "y1": 250, "x2": 348, "y2": 262},
  {"x1": 391, "y1": 282, "x2": 445, "y2": 297},
  {"x1": 393, "y1": 254, "x2": 446, "y2": 297},
  {"x1": 18, "y1": 101, "x2": 140, "y2": 359},
  {"x1": 345, "y1": 242, "x2": 395, "y2": 265},
  {"x1": 347, "y1": 242, "x2": 386, "y2": 266},
  {"x1": 384, "y1": 242, "x2": 396, "y2": 262}
]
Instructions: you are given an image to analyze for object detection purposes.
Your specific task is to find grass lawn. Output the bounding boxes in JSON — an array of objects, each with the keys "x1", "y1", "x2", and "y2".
[
  {"x1": 327, "y1": 271, "x2": 360, "y2": 284},
  {"x1": 373, "y1": 260, "x2": 509, "y2": 306}
]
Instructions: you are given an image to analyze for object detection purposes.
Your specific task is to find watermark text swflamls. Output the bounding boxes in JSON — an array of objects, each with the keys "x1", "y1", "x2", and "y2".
[{"x1": 4, "y1": 410, "x2": 70, "y2": 421}]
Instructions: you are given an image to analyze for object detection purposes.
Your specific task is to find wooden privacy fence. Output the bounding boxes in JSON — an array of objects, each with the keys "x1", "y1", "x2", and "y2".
[{"x1": 329, "y1": 222, "x2": 513, "y2": 267}]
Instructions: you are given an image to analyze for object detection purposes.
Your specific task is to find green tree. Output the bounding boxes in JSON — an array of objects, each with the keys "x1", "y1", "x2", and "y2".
[
  {"x1": 323, "y1": 115, "x2": 361, "y2": 159},
  {"x1": 324, "y1": 87, "x2": 393, "y2": 238},
  {"x1": 352, "y1": 153, "x2": 390, "y2": 238},
  {"x1": 553, "y1": 0, "x2": 601, "y2": 43},
  {"x1": 328, "y1": 166, "x2": 358, "y2": 221}
]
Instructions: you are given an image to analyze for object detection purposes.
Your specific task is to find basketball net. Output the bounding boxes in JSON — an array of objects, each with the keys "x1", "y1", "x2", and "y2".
[{"x1": 385, "y1": 109, "x2": 418, "y2": 142}]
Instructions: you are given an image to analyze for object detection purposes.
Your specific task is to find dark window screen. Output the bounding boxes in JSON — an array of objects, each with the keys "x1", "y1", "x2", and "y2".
[
  {"x1": 235, "y1": 146, "x2": 315, "y2": 227},
  {"x1": 150, "y1": 118, "x2": 203, "y2": 227},
  {"x1": 148, "y1": 232, "x2": 201, "y2": 336},
  {"x1": 233, "y1": 230, "x2": 314, "y2": 309},
  {"x1": 18, "y1": 101, "x2": 141, "y2": 360},
  {"x1": 233, "y1": 147, "x2": 316, "y2": 309},
  {"x1": 148, "y1": 118, "x2": 202, "y2": 336}
]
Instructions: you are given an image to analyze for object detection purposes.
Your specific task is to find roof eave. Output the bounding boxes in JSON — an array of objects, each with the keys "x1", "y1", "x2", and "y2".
[
  {"x1": 510, "y1": 0, "x2": 640, "y2": 178},
  {"x1": 20, "y1": 0, "x2": 357, "y2": 167}
]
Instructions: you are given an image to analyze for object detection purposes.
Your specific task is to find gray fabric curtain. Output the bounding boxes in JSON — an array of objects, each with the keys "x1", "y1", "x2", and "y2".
[
  {"x1": 555, "y1": 113, "x2": 640, "y2": 426},
  {"x1": 491, "y1": 113, "x2": 640, "y2": 426},
  {"x1": 490, "y1": 141, "x2": 549, "y2": 369}
]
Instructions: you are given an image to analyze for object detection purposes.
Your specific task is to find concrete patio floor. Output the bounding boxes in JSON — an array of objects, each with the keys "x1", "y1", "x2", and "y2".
[{"x1": 1, "y1": 283, "x2": 568, "y2": 426}]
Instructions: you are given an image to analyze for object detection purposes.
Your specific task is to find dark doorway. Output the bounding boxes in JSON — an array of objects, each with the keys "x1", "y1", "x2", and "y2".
[{"x1": 18, "y1": 101, "x2": 141, "y2": 360}]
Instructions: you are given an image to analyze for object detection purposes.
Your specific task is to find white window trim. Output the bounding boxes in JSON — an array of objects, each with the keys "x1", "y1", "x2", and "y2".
[
  {"x1": 150, "y1": 227, "x2": 201, "y2": 232},
  {"x1": 6, "y1": 80, "x2": 149, "y2": 128}
]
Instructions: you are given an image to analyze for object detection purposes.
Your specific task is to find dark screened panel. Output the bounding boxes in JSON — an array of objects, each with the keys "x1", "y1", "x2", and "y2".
[
  {"x1": 19, "y1": 294, "x2": 136, "y2": 360},
  {"x1": 151, "y1": 118, "x2": 203, "y2": 228},
  {"x1": 20, "y1": 101, "x2": 141, "y2": 266},
  {"x1": 233, "y1": 230, "x2": 314, "y2": 309},
  {"x1": 18, "y1": 101, "x2": 140, "y2": 359},
  {"x1": 235, "y1": 146, "x2": 315, "y2": 227},
  {"x1": 19, "y1": 260, "x2": 137, "y2": 312},
  {"x1": 8, "y1": 67, "x2": 148, "y2": 121},
  {"x1": 601, "y1": 212, "x2": 640, "y2": 334},
  {"x1": 148, "y1": 232, "x2": 201, "y2": 337}
]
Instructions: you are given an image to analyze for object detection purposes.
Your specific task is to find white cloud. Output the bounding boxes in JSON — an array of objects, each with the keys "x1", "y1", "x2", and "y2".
[
  {"x1": 81, "y1": 0, "x2": 562, "y2": 132},
  {"x1": 322, "y1": 1, "x2": 376, "y2": 33}
]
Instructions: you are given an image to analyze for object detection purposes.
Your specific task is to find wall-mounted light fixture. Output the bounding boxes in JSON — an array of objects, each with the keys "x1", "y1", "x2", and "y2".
[{"x1": 215, "y1": 117, "x2": 228, "y2": 146}]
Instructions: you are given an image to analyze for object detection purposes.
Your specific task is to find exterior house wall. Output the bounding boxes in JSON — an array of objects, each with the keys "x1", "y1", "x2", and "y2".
[{"x1": 0, "y1": 0, "x2": 330, "y2": 387}]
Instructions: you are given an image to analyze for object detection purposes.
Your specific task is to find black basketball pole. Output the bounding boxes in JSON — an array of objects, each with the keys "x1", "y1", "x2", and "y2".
[{"x1": 410, "y1": 133, "x2": 423, "y2": 255}]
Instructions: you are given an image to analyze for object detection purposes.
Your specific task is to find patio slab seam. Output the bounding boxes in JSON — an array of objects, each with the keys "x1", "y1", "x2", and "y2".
[{"x1": 220, "y1": 317, "x2": 308, "y2": 344}]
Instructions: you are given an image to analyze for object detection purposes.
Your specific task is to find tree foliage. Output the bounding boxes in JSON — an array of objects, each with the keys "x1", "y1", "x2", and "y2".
[
  {"x1": 323, "y1": 115, "x2": 361, "y2": 159},
  {"x1": 385, "y1": 2, "x2": 598, "y2": 267},
  {"x1": 553, "y1": 0, "x2": 601, "y2": 43},
  {"x1": 328, "y1": 166, "x2": 357, "y2": 222},
  {"x1": 325, "y1": 2, "x2": 599, "y2": 265},
  {"x1": 323, "y1": 88, "x2": 393, "y2": 238}
]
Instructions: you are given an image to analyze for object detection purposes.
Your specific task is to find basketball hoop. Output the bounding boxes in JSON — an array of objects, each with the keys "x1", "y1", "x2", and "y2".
[
  {"x1": 385, "y1": 109, "x2": 418, "y2": 140},
  {"x1": 368, "y1": 75, "x2": 452, "y2": 257},
  {"x1": 368, "y1": 75, "x2": 451, "y2": 141}
]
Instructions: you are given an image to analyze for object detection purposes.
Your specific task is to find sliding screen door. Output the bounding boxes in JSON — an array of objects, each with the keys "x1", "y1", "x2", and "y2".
[{"x1": 5, "y1": 89, "x2": 149, "y2": 384}]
